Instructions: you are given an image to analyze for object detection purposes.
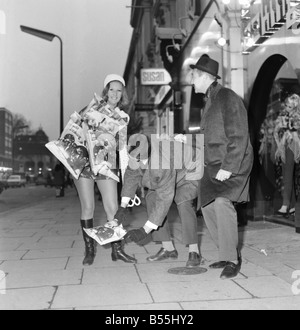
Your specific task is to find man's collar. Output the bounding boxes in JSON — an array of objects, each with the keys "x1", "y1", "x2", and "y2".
[{"x1": 205, "y1": 80, "x2": 218, "y2": 98}]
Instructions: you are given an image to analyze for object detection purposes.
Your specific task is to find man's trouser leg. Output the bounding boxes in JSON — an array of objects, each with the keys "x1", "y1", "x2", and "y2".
[
  {"x1": 201, "y1": 197, "x2": 238, "y2": 261},
  {"x1": 177, "y1": 199, "x2": 198, "y2": 245},
  {"x1": 146, "y1": 190, "x2": 171, "y2": 242}
]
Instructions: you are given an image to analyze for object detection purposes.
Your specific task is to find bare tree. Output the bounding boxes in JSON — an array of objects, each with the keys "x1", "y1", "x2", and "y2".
[{"x1": 12, "y1": 113, "x2": 32, "y2": 135}]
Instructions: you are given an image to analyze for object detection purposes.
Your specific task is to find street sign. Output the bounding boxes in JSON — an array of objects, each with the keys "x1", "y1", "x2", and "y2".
[{"x1": 141, "y1": 68, "x2": 172, "y2": 86}]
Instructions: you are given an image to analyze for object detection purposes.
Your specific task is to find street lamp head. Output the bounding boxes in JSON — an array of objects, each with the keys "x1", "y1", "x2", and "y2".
[
  {"x1": 20, "y1": 25, "x2": 56, "y2": 42},
  {"x1": 20, "y1": 25, "x2": 64, "y2": 134}
]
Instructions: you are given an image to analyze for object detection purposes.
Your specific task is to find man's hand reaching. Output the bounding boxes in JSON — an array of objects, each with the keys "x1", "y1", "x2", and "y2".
[
  {"x1": 124, "y1": 227, "x2": 148, "y2": 243},
  {"x1": 114, "y1": 206, "x2": 128, "y2": 225}
]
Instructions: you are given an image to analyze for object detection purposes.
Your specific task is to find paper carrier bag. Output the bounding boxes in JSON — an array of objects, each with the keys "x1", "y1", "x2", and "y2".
[
  {"x1": 46, "y1": 93, "x2": 129, "y2": 181},
  {"x1": 83, "y1": 224, "x2": 127, "y2": 245},
  {"x1": 45, "y1": 112, "x2": 89, "y2": 179}
]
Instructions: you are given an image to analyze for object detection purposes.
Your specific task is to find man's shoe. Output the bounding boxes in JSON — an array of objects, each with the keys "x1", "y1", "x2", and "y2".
[
  {"x1": 220, "y1": 250, "x2": 242, "y2": 279},
  {"x1": 186, "y1": 252, "x2": 201, "y2": 268},
  {"x1": 147, "y1": 248, "x2": 178, "y2": 262},
  {"x1": 220, "y1": 261, "x2": 241, "y2": 279},
  {"x1": 209, "y1": 261, "x2": 227, "y2": 269}
]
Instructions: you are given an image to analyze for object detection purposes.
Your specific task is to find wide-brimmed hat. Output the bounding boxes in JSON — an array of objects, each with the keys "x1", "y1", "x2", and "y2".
[
  {"x1": 103, "y1": 74, "x2": 126, "y2": 88},
  {"x1": 190, "y1": 54, "x2": 221, "y2": 79}
]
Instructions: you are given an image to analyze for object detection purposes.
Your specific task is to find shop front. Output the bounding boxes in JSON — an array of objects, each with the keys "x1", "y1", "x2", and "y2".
[{"x1": 243, "y1": 0, "x2": 300, "y2": 231}]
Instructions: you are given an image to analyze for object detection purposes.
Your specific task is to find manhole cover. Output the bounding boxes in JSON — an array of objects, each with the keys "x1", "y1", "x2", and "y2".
[{"x1": 167, "y1": 267, "x2": 208, "y2": 275}]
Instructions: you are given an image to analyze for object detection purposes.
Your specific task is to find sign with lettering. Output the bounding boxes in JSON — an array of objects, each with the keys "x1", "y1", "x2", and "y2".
[
  {"x1": 243, "y1": 0, "x2": 300, "y2": 52},
  {"x1": 141, "y1": 68, "x2": 172, "y2": 86}
]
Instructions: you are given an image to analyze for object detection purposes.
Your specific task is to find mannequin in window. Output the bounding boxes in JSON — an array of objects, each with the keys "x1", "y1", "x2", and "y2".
[{"x1": 274, "y1": 94, "x2": 300, "y2": 216}]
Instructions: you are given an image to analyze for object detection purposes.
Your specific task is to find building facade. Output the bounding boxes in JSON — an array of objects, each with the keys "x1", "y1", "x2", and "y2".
[
  {"x1": 123, "y1": 0, "x2": 300, "y2": 230},
  {"x1": 124, "y1": 0, "x2": 227, "y2": 135},
  {"x1": 241, "y1": 0, "x2": 300, "y2": 227},
  {"x1": 0, "y1": 107, "x2": 13, "y2": 173},
  {"x1": 0, "y1": 107, "x2": 54, "y2": 177},
  {"x1": 13, "y1": 129, "x2": 55, "y2": 176}
]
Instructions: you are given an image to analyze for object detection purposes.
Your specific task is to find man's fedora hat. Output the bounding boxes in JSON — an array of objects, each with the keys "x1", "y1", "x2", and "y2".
[{"x1": 190, "y1": 54, "x2": 221, "y2": 79}]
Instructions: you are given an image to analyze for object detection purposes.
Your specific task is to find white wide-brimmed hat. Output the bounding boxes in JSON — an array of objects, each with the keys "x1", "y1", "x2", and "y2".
[{"x1": 104, "y1": 74, "x2": 125, "y2": 88}]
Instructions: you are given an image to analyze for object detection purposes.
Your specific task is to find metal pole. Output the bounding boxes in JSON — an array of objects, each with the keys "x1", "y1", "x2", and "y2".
[
  {"x1": 12, "y1": 125, "x2": 28, "y2": 173},
  {"x1": 57, "y1": 36, "x2": 64, "y2": 134},
  {"x1": 20, "y1": 26, "x2": 64, "y2": 136}
]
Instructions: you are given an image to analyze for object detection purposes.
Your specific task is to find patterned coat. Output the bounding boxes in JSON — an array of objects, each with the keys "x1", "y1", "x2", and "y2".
[{"x1": 199, "y1": 83, "x2": 254, "y2": 207}]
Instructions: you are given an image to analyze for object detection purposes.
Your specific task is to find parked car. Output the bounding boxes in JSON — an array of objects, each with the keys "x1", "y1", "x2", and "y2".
[{"x1": 6, "y1": 174, "x2": 26, "y2": 188}]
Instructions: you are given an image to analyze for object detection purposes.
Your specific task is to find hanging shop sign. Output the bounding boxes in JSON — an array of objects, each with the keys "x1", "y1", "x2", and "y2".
[
  {"x1": 141, "y1": 68, "x2": 172, "y2": 86},
  {"x1": 243, "y1": 0, "x2": 300, "y2": 53}
]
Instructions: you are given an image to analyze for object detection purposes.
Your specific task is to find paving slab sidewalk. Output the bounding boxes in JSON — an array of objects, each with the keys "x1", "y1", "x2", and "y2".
[{"x1": 0, "y1": 188, "x2": 300, "y2": 310}]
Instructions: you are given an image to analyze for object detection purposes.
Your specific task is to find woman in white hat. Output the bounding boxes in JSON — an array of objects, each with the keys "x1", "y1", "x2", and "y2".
[{"x1": 74, "y1": 74, "x2": 137, "y2": 266}]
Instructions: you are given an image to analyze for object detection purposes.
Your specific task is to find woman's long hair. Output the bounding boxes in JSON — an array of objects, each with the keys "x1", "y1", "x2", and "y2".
[{"x1": 101, "y1": 84, "x2": 129, "y2": 111}]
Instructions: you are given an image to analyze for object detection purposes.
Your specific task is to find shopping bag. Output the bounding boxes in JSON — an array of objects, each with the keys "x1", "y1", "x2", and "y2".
[
  {"x1": 85, "y1": 129, "x2": 119, "y2": 181},
  {"x1": 81, "y1": 93, "x2": 129, "y2": 135},
  {"x1": 46, "y1": 93, "x2": 130, "y2": 181},
  {"x1": 45, "y1": 112, "x2": 89, "y2": 179}
]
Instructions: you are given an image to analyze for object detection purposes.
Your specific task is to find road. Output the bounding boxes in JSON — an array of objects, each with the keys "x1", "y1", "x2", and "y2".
[{"x1": 0, "y1": 184, "x2": 61, "y2": 214}]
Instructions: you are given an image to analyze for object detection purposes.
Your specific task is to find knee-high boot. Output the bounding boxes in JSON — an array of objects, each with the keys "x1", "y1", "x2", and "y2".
[
  {"x1": 80, "y1": 219, "x2": 96, "y2": 266},
  {"x1": 111, "y1": 240, "x2": 137, "y2": 263}
]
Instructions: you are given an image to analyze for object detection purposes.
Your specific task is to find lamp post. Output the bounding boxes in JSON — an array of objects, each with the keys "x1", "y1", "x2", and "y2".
[{"x1": 20, "y1": 25, "x2": 64, "y2": 134}]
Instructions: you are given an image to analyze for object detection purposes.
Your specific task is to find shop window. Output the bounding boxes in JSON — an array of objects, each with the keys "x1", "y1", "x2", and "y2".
[
  {"x1": 258, "y1": 60, "x2": 300, "y2": 218},
  {"x1": 188, "y1": 88, "x2": 205, "y2": 132}
]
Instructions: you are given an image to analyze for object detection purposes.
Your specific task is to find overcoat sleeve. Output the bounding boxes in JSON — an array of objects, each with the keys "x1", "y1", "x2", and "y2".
[
  {"x1": 121, "y1": 168, "x2": 143, "y2": 199},
  {"x1": 219, "y1": 89, "x2": 250, "y2": 174}
]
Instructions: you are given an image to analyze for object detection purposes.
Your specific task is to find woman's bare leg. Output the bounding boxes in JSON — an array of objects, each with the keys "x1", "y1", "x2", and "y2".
[
  {"x1": 73, "y1": 177, "x2": 95, "y2": 219},
  {"x1": 96, "y1": 179, "x2": 136, "y2": 263},
  {"x1": 96, "y1": 179, "x2": 118, "y2": 221}
]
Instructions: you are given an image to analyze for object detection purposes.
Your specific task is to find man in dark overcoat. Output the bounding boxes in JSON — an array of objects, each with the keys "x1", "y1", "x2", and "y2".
[{"x1": 190, "y1": 54, "x2": 254, "y2": 279}]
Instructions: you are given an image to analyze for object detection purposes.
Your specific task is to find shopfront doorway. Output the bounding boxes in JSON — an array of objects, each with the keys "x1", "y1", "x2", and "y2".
[
  {"x1": 188, "y1": 89, "x2": 205, "y2": 133},
  {"x1": 248, "y1": 54, "x2": 300, "y2": 226}
]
